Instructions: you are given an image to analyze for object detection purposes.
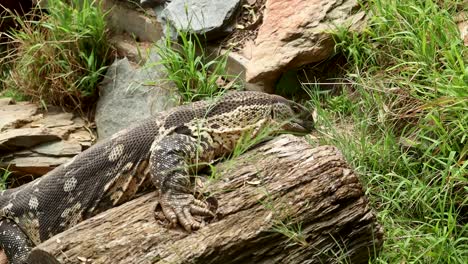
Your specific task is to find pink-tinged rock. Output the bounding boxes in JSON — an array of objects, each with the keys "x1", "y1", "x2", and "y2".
[
  {"x1": 455, "y1": 11, "x2": 468, "y2": 46},
  {"x1": 245, "y1": 0, "x2": 365, "y2": 91}
]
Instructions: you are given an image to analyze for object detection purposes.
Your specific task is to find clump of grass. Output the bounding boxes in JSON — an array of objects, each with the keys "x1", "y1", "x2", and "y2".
[
  {"x1": 154, "y1": 29, "x2": 239, "y2": 102},
  {"x1": 0, "y1": 168, "x2": 12, "y2": 190},
  {"x1": 229, "y1": 125, "x2": 276, "y2": 160},
  {"x1": 1, "y1": 0, "x2": 111, "y2": 111},
  {"x1": 0, "y1": 88, "x2": 27, "y2": 101},
  {"x1": 303, "y1": 0, "x2": 467, "y2": 262}
]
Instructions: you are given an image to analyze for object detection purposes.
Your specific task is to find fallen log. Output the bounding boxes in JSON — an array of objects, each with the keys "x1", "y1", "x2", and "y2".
[{"x1": 29, "y1": 135, "x2": 384, "y2": 264}]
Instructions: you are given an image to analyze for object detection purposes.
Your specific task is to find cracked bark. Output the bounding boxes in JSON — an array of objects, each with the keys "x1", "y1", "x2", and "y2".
[{"x1": 29, "y1": 135, "x2": 384, "y2": 264}]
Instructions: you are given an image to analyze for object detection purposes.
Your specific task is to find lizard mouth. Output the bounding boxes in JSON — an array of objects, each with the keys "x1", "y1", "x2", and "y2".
[
  {"x1": 283, "y1": 118, "x2": 314, "y2": 134},
  {"x1": 286, "y1": 101, "x2": 315, "y2": 133}
]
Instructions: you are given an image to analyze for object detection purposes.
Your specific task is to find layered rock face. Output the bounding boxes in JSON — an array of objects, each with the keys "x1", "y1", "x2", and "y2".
[{"x1": 0, "y1": 98, "x2": 93, "y2": 177}]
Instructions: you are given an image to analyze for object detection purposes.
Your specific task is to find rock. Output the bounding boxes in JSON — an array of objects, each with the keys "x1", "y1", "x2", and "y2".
[
  {"x1": 31, "y1": 141, "x2": 82, "y2": 156},
  {"x1": 0, "y1": 128, "x2": 60, "y2": 153},
  {"x1": 162, "y1": 0, "x2": 241, "y2": 40},
  {"x1": 29, "y1": 111, "x2": 84, "y2": 139},
  {"x1": 0, "y1": 102, "x2": 94, "y2": 177},
  {"x1": 245, "y1": 0, "x2": 366, "y2": 92},
  {"x1": 95, "y1": 47, "x2": 177, "y2": 140},
  {"x1": 109, "y1": 34, "x2": 155, "y2": 64},
  {"x1": 0, "y1": 101, "x2": 39, "y2": 131},
  {"x1": 0, "y1": 98, "x2": 14, "y2": 106},
  {"x1": 68, "y1": 130, "x2": 94, "y2": 148},
  {"x1": 30, "y1": 112, "x2": 74, "y2": 128},
  {"x1": 102, "y1": 0, "x2": 163, "y2": 42},
  {"x1": 455, "y1": 11, "x2": 468, "y2": 46},
  {"x1": 3, "y1": 156, "x2": 72, "y2": 176}
]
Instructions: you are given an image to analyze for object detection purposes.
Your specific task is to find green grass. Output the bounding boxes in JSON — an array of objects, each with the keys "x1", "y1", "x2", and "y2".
[
  {"x1": 0, "y1": 0, "x2": 111, "y2": 111},
  {"x1": 153, "y1": 29, "x2": 240, "y2": 102},
  {"x1": 229, "y1": 125, "x2": 276, "y2": 160},
  {"x1": 0, "y1": 88, "x2": 27, "y2": 101},
  {"x1": 303, "y1": 0, "x2": 467, "y2": 262},
  {"x1": 0, "y1": 168, "x2": 12, "y2": 190}
]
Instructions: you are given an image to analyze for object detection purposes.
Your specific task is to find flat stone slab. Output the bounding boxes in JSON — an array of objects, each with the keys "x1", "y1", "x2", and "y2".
[
  {"x1": 2, "y1": 156, "x2": 72, "y2": 176},
  {"x1": 31, "y1": 141, "x2": 83, "y2": 157},
  {"x1": 0, "y1": 100, "x2": 39, "y2": 131},
  {"x1": 0, "y1": 128, "x2": 60, "y2": 153},
  {"x1": 0, "y1": 102, "x2": 94, "y2": 177},
  {"x1": 30, "y1": 112, "x2": 74, "y2": 128}
]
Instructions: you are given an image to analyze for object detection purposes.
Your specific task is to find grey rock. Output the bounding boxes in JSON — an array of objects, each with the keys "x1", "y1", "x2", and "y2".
[
  {"x1": 2, "y1": 156, "x2": 72, "y2": 176},
  {"x1": 95, "y1": 47, "x2": 177, "y2": 140},
  {"x1": 0, "y1": 128, "x2": 60, "y2": 153},
  {"x1": 31, "y1": 141, "x2": 82, "y2": 157},
  {"x1": 0, "y1": 102, "x2": 94, "y2": 176},
  {"x1": 0, "y1": 101, "x2": 39, "y2": 131},
  {"x1": 30, "y1": 112, "x2": 74, "y2": 128},
  {"x1": 162, "y1": 0, "x2": 241, "y2": 40}
]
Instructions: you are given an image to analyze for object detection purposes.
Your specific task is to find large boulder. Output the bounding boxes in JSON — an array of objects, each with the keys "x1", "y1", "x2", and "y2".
[
  {"x1": 95, "y1": 47, "x2": 177, "y2": 140},
  {"x1": 243, "y1": 0, "x2": 366, "y2": 92},
  {"x1": 161, "y1": 0, "x2": 242, "y2": 40}
]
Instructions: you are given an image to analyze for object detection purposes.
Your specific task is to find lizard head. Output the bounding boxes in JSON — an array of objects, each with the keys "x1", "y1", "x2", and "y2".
[
  {"x1": 187, "y1": 91, "x2": 314, "y2": 135},
  {"x1": 269, "y1": 95, "x2": 314, "y2": 134}
]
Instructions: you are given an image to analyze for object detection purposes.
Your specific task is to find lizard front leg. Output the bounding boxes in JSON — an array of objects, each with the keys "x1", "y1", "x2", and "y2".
[
  {"x1": 0, "y1": 219, "x2": 34, "y2": 264},
  {"x1": 150, "y1": 134, "x2": 214, "y2": 232}
]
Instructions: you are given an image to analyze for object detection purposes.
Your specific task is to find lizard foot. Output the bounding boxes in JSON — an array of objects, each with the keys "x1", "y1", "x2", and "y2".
[{"x1": 154, "y1": 192, "x2": 216, "y2": 232}]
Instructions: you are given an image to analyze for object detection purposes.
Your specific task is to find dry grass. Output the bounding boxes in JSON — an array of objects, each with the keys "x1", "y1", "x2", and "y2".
[{"x1": 0, "y1": 0, "x2": 112, "y2": 112}]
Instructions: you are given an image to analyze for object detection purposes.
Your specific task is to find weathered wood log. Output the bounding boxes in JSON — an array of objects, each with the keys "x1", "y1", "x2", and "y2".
[{"x1": 29, "y1": 135, "x2": 383, "y2": 264}]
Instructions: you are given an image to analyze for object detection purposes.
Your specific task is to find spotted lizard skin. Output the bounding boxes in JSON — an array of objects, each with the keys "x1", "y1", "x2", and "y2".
[{"x1": 0, "y1": 91, "x2": 314, "y2": 263}]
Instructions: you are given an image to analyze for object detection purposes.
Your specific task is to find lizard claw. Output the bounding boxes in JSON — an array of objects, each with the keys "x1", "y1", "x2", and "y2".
[{"x1": 157, "y1": 192, "x2": 215, "y2": 232}]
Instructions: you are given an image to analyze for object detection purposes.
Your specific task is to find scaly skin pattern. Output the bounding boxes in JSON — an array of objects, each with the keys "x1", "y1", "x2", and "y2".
[{"x1": 0, "y1": 91, "x2": 314, "y2": 263}]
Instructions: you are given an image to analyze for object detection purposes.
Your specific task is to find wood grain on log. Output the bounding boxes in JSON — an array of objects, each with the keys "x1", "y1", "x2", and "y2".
[{"x1": 30, "y1": 135, "x2": 384, "y2": 264}]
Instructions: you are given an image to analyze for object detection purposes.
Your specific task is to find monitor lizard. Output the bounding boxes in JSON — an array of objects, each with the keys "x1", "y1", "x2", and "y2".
[{"x1": 0, "y1": 91, "x2": 314, "y2": 263}]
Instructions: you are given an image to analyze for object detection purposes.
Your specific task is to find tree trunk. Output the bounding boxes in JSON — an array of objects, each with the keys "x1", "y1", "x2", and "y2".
[{"x1": 29, "y1": 135, "x2": 384, "y2": 264}]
